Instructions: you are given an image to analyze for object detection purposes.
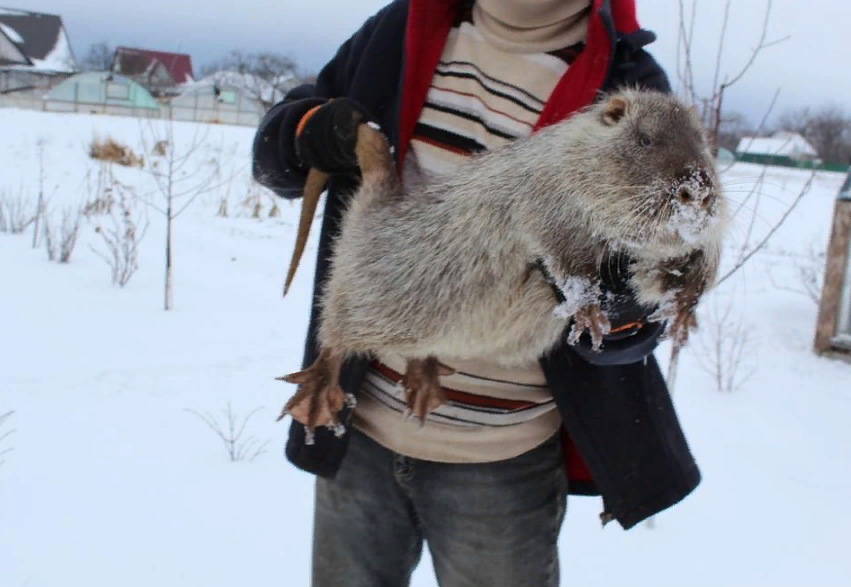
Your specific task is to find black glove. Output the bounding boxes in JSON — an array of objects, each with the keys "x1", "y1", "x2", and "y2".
[
  {"x1": 597, "y1": 252, "x2": 653, "y2": 333},
  {"x1": 294, "y1": 98, "x2": 374, "y2": 175}
]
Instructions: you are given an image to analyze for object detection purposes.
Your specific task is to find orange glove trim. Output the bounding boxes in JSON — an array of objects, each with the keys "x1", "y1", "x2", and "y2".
[{"x1": 295, "y1": 104, "x2": 325, "y2": 138}]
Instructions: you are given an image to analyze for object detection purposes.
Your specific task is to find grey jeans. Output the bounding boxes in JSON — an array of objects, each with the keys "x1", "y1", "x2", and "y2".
[{"x1": 312, "y1": 427, "x2": 568, "y2": 587}]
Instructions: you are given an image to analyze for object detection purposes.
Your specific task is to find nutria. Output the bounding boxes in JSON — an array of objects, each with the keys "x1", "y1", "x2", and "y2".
[{"x1": 278, "y1": 88, "x2": 729, "y2": 439}]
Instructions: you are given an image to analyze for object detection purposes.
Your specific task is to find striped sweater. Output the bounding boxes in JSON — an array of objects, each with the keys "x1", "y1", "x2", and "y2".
[{"x1": 352, "y1": 6, "x2": 587, "y2": 463}]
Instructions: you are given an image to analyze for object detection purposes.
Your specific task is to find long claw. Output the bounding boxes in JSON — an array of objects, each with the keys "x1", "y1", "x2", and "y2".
[
  {"x1": 276, "y1": 370, "x2": 310, "y2": 385},
  {"x1": 567, "y1": 305, "x2": 611, "y2": 350},
  {"x1": 401, "y1": 357, "x2": 449, "y2": 425}
]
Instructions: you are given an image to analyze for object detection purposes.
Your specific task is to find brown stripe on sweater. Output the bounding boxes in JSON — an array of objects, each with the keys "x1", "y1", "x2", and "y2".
[{"x1": 372, "y1": 361, "x2": 540, "y2": 411}]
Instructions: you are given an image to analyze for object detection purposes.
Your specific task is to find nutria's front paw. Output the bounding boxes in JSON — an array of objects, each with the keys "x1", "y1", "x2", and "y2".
[
  {"x1": 566, "y1": 304, "x2": 612, "y2": 350},
  {"x1": 399, "y1": 357, "x2": 454, "y2": 426},
  {"x1": 648, "y1": 289, "x2": 699, "y2": 347}
]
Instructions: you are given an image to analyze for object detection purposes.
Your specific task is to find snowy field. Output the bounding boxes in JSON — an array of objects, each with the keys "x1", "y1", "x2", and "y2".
[{"x1": 1, "y1": 108, "x2": 850, "y2": 587}]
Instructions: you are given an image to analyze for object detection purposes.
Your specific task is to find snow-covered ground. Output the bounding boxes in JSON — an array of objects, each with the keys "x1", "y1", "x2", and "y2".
[{"x1": 1, "y1": 108, "x2": 850, "y2": 586}]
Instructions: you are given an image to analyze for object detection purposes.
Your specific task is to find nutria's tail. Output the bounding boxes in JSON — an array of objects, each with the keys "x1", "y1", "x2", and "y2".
[
  {"x1": 283, "y1": 168, "x2": 328, "y2": 296},
  {"x1": 282, "y1": 123, "x2": 396, "y2": 297}
]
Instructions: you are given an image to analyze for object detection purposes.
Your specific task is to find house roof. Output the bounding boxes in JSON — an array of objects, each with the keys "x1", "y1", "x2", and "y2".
[
  {"x1": 113, "y1": 46, "x2": 194, "y2": 84},
  {"x1": 0, "y1": 7, "x2": 75, "y2": 73},
  {"x1": 736, "y1": 131, "x2": 819, "y2": 159},
  {"x1": 0, "y1": 21, "x2": 30, "y2": 65}
]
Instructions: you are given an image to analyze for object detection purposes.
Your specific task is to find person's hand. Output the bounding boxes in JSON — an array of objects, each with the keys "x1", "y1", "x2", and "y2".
[
  {"x1": 294, "y1": 98, "x2": 374, "y2": 174},
  {"x1": 597, "y1": 253, "x2": 652, "y2": 335}
]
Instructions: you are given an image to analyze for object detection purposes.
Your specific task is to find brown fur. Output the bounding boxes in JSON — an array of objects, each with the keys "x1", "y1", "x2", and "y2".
[{"x1": 278, "y1": 89, "x2": 730, "y2": 435}]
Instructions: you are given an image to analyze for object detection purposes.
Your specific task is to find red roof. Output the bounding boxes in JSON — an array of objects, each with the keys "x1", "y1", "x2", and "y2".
[{"x1": 114, "y1": 46, "x2": 194, "y2": 83}]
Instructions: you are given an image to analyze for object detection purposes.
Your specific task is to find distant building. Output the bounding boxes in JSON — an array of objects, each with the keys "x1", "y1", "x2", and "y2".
[
  {"x1": 735, "y1": 131, "x2": 821, "y2": 167},
  {"x1": 111, "y1": 46, "x2": 194, "y2": 97},
  {"x1": 44, "y1": 71, "x2": 160, "y2": 114},
  {"x1": 182, "y1": 69, "x2": 295, "y2": 111},
  {"x1": 814, "y1": 169, "x2": 851, "y2": 362},
  {"x1": 0, "y1": 7, "x2": 76, "y2": 94},
  {"x1": 169, "y1": 81, "x2": 263, "y2": 126}
]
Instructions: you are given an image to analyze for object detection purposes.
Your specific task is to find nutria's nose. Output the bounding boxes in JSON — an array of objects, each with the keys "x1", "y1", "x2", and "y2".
[{"x1": 678, "y1": 185, "x2": 715, "y2": 209}]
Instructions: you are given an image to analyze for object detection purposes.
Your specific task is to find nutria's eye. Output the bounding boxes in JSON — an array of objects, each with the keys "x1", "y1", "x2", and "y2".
[{"x1": 639, "y1": 133, "x2": 652, "y2": 147}]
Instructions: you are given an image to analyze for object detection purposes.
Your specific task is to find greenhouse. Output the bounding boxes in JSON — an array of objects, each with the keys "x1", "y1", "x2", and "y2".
[
  {"x1": 43, "y1": 71, "x2": 160, "y2": 114},
  {"x1": 167, "y1": 82, "x2": 263, "y2": 126}
]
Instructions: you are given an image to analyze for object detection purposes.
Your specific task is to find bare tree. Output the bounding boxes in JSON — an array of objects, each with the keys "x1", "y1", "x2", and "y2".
[
  {"x1": 136, "y1": 116, "x2": 242, "y2": 309},
  {"x1": 184, "y1": 402, "x2": 270, "y2": 462},
  {"x1": 0, "y1": 410, "x2": 14, "y2": 467},
  {"x1": 201, "y1": 50, "x2": 302, "y2": 110},
  {"x1": 676, "y1": 0, "x2": 789, "y2": 153},
  {"x1": 81, "y1": 42, "x2": 115, "y2": 72},
  {"x1": 89, "y1": 164, "x2": 150, "y2": 287}
]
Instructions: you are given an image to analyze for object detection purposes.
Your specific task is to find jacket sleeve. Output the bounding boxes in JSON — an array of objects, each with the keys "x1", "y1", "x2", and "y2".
[{"x1": 251, "y1": 2, "x2": 397, "y2": 199}]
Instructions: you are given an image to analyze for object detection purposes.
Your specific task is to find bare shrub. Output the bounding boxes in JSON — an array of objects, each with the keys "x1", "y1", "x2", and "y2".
[
  {"x1": 89, "y1": 136, "x2": 144, "y2": 168},
  {"x1": 89, "y1": 171, "x2": 149, "y2": 287},
  {"x1": 58, "y1": 206, "x2": 83, "y2": 263},
  {"x1": 768, "y1": 241, "x2": 826, "y2": 304},
  {"x1": 43, "y1": 214, "x2": 57, "y2": 261},
  {"x1": 82, "y1": 162, "x2": 116, "y2": 218},
  {"x1": 216, "y1": 196, "x2": 229, "y2": 218},
  {"x1": 184, "y1": 401, "x2": 270, "y2": 462},
  {"x1": 0, "y1": 189, "x2": 36, "y2": 234},
  {"x1": 42, "y1": 204, "x2": 85, "y2": 264},
  {"x1": 694, "y1": 297, "x2": 758, "y2": 393},
  {"x1": 82, "y1": 195, "x2": 114, "y2": 217},
  {"x1": 0, "y1": 410, "x2": 15, "y2": 467},
  {"x1": 152, "y1": 139, "x2": 169, "y2": 157}
]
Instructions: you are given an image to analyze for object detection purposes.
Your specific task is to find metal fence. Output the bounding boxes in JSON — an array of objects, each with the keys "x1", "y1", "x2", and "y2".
[
  {"x1": 736, "y1": 152, "x2": 851, "y2": 174},
  {"x1": 0, "y1": 93, "x2": 262, "y2": 127}
]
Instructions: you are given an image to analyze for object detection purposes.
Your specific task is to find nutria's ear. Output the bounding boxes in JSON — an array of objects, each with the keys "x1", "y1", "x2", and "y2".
[{"x1": 602, "y1": 96, "x2": 629, "y2": 126}]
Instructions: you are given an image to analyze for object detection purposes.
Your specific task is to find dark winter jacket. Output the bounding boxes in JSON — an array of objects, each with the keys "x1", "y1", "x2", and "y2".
[{"x1": 252, "y1": 0, "x2": 701, "y2": 530}]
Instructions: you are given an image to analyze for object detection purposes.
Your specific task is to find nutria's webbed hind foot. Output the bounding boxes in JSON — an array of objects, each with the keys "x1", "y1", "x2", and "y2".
[
  {"x1": 276, "y1": 349, "x2": 354, "y2": 441},
  {"x1": 567, "y1": 305, "x2": 612, "y2": 350},
  {"x1": 400, "y1": 357, "x2": 455, "y2": 425}
]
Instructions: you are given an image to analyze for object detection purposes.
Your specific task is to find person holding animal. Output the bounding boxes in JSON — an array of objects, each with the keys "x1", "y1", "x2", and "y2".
[{"x1": 253, "y1": 1, "x2": 720, "y2": 586}]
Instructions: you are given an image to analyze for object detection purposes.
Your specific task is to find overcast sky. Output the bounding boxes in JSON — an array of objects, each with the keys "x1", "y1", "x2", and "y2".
[{"x1": 29, "y1": 0, "x2": 849, "y2": 126}]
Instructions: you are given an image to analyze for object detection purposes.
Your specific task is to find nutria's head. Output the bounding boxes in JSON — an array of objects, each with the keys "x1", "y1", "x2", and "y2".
[{"x1": 565, "y1": 88, "x2": 728, "y2": 255}]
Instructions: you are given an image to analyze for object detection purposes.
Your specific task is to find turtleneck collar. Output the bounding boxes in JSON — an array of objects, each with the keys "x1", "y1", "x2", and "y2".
[{"x1": 472, "y1": 0, "x2": 593, "y2": 53}]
